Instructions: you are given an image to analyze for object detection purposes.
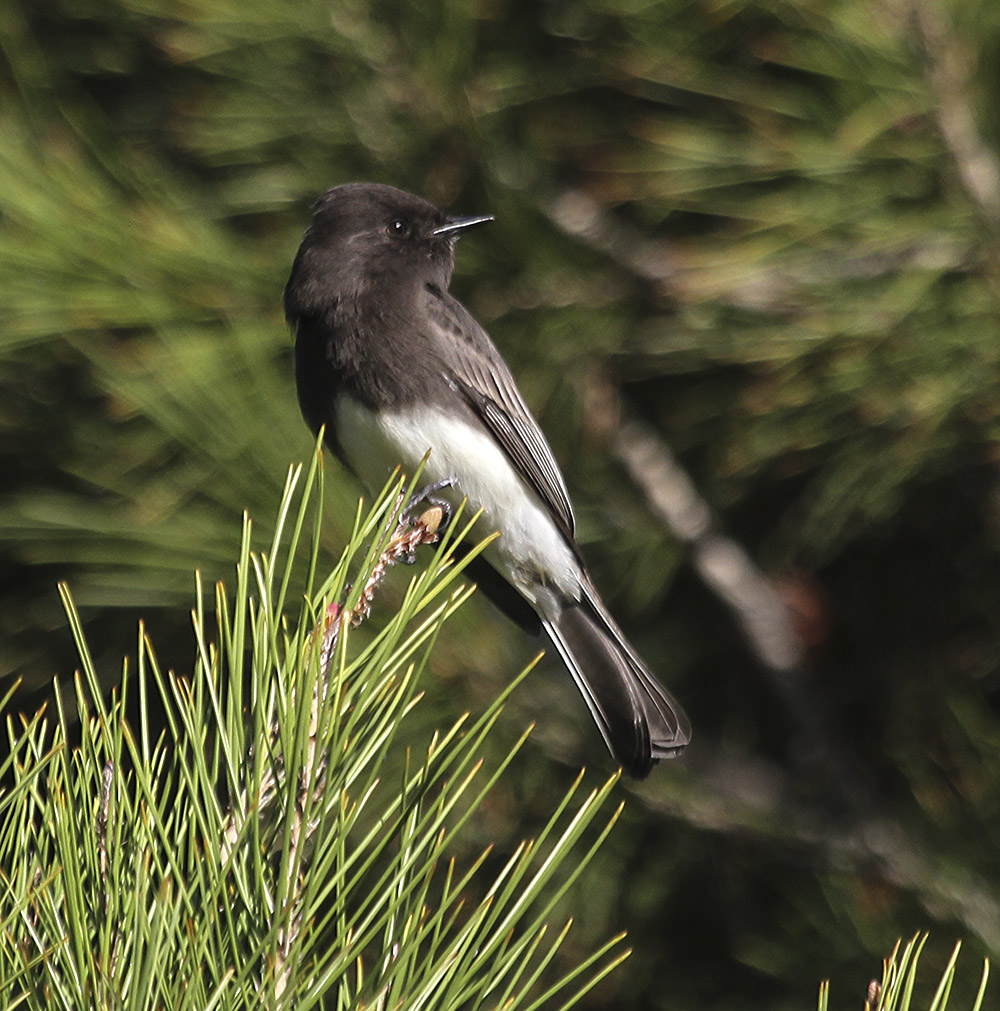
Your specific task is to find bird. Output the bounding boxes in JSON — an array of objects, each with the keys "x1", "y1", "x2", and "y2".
[{"x1": 285, "y1": 182, "x2": 690, "y2": 776}]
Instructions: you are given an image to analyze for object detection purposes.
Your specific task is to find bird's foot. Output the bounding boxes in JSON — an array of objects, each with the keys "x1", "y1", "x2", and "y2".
[
  {"x1": 401, "y1": 476, "x2": 456, "y2": 528},
  {"x1": 398, "y1": 477, "x2": 456, "y2": 562}
]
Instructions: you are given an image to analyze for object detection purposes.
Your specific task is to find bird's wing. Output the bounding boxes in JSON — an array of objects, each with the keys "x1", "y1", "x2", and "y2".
[{"x1": 425, "y1": 287, "x2": 577, "y2": 543}]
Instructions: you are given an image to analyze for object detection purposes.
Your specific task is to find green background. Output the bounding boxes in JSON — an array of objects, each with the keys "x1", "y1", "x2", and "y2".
[{"x1": 3, "y1": 0, "x2": 1000, "y2": 1006}]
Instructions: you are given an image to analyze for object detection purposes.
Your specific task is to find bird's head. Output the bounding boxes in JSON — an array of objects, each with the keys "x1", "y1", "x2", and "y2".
[{"x1": 285, "y1": 183, "x2": 492, "y2": 320}]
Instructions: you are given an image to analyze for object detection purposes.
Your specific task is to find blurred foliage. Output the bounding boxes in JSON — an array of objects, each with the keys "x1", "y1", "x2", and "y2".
[{"x1": 2, "y1": 0, "x2": 1000, "y2": 1007}]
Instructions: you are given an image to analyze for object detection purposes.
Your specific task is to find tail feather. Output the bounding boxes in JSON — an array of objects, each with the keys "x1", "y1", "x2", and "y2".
[{"x1": 542, "y1": 596, "x2": 690, "y2": 778}]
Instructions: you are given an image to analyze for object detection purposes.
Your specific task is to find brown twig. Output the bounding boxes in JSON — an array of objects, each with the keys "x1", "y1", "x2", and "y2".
[
  {"x1": 319, "y1": 503, "x2": 446, "y2": 668},
  {"x1": 97, "y1": 759, "x2": 113, "y2": 886}
]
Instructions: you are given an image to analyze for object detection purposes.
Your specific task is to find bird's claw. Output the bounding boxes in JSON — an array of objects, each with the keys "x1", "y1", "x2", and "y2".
[{"x1": 400, "y1": 476, "x2": 456, "y2": 531}]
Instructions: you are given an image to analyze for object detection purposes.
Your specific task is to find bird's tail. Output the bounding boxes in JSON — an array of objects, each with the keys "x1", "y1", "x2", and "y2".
[{"x1": 542, "y1": 593, "x2": 690, "y2": 778}]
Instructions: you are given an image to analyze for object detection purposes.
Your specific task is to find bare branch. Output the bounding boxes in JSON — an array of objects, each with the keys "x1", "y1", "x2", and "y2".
[{"x1": 608, "y1": 408, "x2": 805, "y2": 675}]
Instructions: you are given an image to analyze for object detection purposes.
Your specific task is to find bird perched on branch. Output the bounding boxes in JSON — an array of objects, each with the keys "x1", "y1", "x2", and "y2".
[{"x1": 285, "y1": 182, "x2": 690, "y2": 776}]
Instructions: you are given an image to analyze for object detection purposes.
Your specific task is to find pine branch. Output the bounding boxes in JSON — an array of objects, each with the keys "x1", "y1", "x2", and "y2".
[{"x1": 0, "y1": 453, "x2": 626, "y2": 1011}]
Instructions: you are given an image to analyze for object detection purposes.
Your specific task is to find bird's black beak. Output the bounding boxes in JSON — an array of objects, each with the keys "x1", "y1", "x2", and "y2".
[{"x1": 431, "y1": 214, "x2": 494, "y2": 237}]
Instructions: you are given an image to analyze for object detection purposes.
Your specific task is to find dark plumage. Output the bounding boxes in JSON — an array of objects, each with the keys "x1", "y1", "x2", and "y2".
[{"x1": 285, "y1": 182, "x2": 690, "y2": 776}]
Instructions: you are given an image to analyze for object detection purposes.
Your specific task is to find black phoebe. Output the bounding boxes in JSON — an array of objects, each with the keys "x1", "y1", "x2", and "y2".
[{"x1": 285, "y1": 182, "x2": 690, "y2": 776}]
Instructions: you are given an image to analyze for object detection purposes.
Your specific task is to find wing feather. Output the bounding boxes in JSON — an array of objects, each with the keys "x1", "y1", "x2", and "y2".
[{"x1": 424, "y1": 286, "x2": 577, "y2": 543}]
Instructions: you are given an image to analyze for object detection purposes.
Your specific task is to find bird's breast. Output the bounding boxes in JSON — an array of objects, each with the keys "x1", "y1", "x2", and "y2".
[{"x1": 334, "y1": 394, "x2": 581, "y2": 609}]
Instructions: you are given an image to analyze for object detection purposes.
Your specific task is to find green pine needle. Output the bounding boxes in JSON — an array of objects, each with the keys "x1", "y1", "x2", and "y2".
[
  {"x1": 817, "y1": 934, "x2": 989, "y2": 1011},
  {"x1": 0, "y1": 450, "x2": 626, "y2": 1010}
]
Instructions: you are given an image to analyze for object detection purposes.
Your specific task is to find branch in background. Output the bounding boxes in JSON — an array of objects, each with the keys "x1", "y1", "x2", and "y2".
[
  {"x1": 544, "y1": 189, "x2": 971, "y2": 312},
  {"x1": 577, "y1": 345, "x2": 1000, "y2": 956},
  {"x1": 613, "y1": 416, "x2": 805, "y2": 675},
  {"x1": 911, "y1": 0, "x2": 1000, "y2": 227},
  {"x1": 606, "y1": 412, "x2": 986, "y2": 938},
  {"x1": 586, "y1": 375, "x2": 882, "y2": 814},
  {"x1": 582, "y1": 371, "x2": 805, "y2": 676},
  {"x1": 548, "y1": 189, "x2": 681, "y2": 287}
]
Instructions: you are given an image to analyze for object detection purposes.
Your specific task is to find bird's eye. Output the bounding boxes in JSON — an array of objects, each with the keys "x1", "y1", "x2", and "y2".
[{"x1": 388, "y1": 218, "x2": 411, "y2": 238}]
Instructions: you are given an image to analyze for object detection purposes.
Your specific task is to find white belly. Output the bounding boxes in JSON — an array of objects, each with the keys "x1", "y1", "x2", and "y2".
[{"x1": 335, "y1": 396, "x2": 581, "y2": 608}]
